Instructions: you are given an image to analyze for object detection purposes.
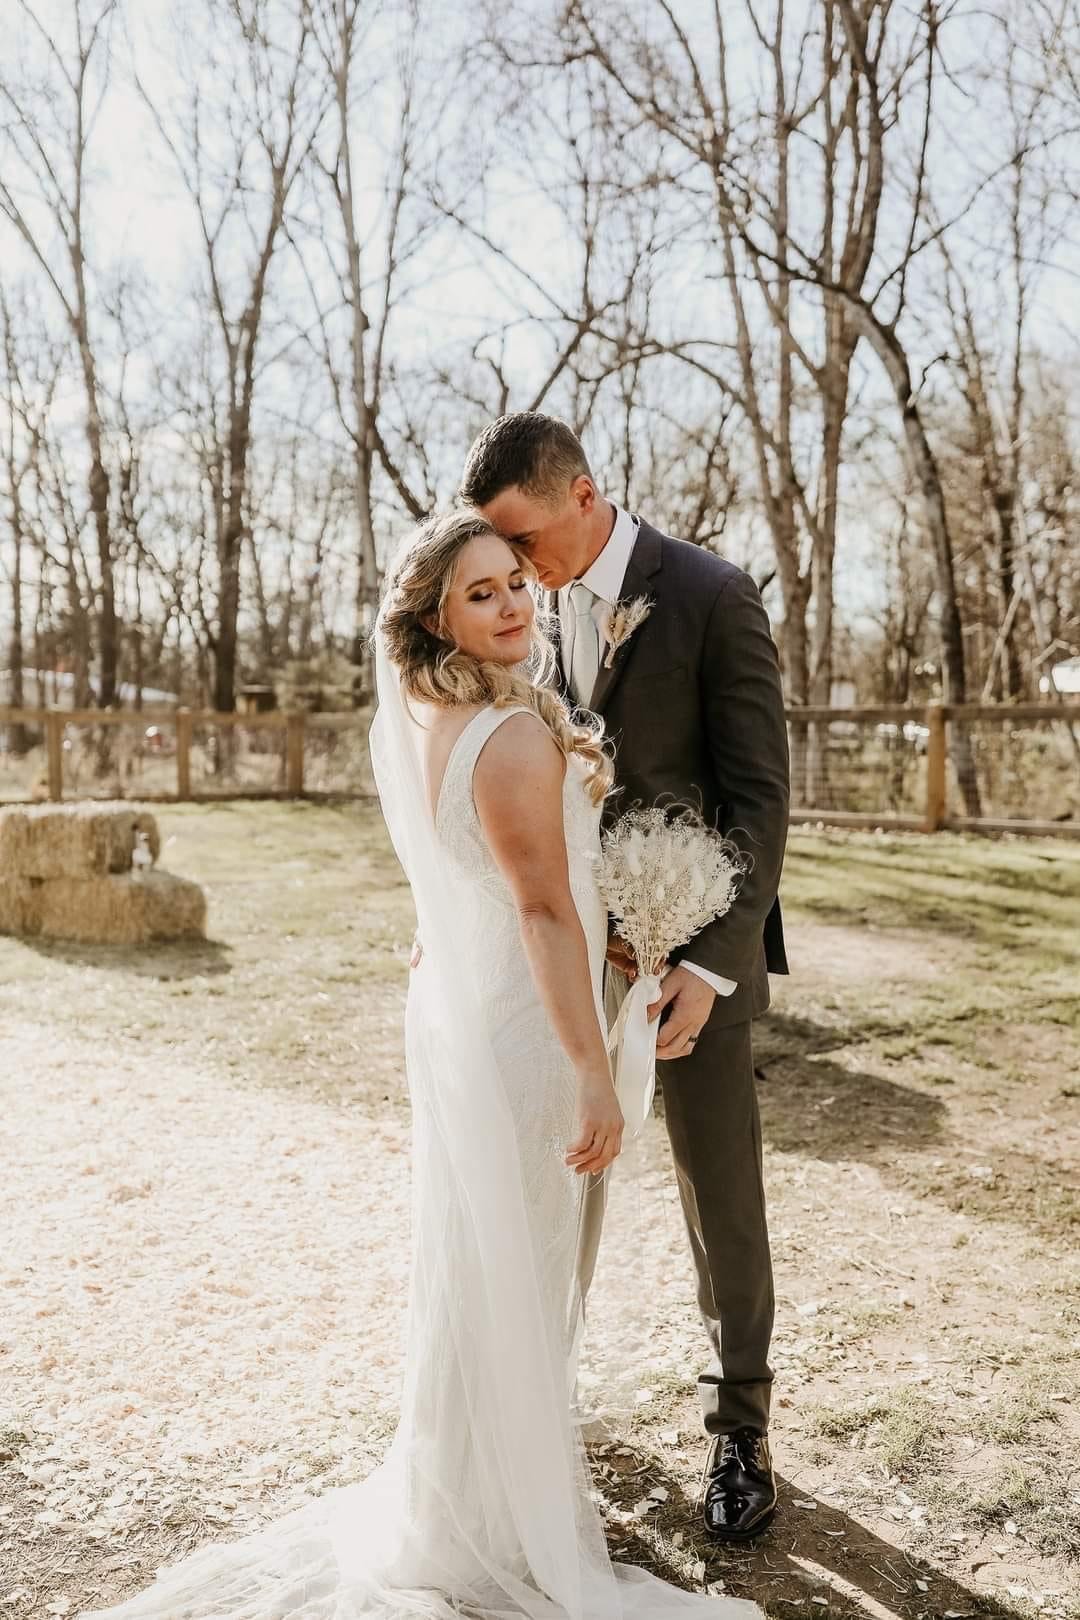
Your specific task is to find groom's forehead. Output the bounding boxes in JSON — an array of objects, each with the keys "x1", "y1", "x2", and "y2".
[{"x1": 479, "y1": 486, "x2": 551, "y2": 540}]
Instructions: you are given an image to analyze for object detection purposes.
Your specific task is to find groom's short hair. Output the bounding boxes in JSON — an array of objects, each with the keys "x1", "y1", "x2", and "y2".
[{"x1": 460, "y1": 413, "x2": 592, "y2": 507}]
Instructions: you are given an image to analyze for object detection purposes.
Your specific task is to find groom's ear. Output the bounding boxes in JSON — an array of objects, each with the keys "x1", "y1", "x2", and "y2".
[{"x1": 572, "y1": 475, "x2": 598, "y2": 515}]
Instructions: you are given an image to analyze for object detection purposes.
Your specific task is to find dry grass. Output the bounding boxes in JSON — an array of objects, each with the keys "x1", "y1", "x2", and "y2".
[{"x1": 0, "y1": 810, "x2": 1078, "y2": 1620}]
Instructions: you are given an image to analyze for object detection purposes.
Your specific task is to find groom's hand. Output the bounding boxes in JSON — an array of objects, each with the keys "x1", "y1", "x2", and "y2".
[{"x1": 648, "y1": 965, "x2": 714, "y2": 1060}]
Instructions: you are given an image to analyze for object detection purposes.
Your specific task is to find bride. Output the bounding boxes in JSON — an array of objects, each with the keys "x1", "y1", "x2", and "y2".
[{"x1": 82, "y1": 510, "x2": 757, "y2": 1619}]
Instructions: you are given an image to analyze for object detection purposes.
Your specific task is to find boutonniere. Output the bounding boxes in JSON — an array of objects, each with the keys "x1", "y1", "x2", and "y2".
[{"x1": 600, "y1": 595, "x2": 653, "y2": 668}]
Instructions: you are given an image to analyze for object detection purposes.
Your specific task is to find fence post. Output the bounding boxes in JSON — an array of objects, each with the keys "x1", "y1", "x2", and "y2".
[
  {"x1": 45, "y1": 710, "x2": 64, "y2": 801},
  {"x1": 924, "y1": 704, "x2": 947, "y2": 832},
  {"x1": 176, "y1": 708, "x2": 192, "y2": 800},
  {"x1": 286, "y1": 713, "x2": 305, "y2": 796}
]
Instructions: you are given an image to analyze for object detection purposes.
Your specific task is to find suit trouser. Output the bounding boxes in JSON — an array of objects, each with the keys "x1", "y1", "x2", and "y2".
[{"x1": 577, "y1": 974, "x2": 775, "y2": 1434}]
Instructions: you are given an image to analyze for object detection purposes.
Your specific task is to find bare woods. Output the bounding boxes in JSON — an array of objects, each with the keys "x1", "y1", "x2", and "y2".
[{"x1": 1, "y1": 2, "x2": 1077, "y2": 782}]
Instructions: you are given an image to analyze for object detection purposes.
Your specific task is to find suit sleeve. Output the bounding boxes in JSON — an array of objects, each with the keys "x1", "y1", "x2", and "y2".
[{"x1": 669, "y1": 569, "x2": 790, "y2": 985}]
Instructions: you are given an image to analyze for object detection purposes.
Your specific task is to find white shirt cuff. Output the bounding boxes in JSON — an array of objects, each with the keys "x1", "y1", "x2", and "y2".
[{"x1": 681, "y1": 960, "x2": 738, "y2": 997}]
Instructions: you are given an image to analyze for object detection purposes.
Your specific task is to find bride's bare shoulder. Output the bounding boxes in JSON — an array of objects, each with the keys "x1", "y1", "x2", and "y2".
[{"x1": 473, "y1": 709, "x2": 565, "y2": 798}]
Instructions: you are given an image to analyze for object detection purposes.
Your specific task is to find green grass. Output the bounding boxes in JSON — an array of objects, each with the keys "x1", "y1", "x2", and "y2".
[
  {"x1": 803, "y1": 1389, "x2": 939, "y2": 1475},
  {"x1": 783, "y1": 827, "x2": 1080, "y2": 975}
]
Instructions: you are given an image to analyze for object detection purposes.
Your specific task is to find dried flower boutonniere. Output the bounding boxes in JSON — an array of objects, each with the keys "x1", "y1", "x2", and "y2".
[{"x1": 600, "y1": 595, "x2": 653, "y2": 669}]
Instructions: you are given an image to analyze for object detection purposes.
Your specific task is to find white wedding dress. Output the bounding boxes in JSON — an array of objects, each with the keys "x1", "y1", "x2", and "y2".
[{"x1": 81, "y1": 655, "x2": 758, "y2": 1620}]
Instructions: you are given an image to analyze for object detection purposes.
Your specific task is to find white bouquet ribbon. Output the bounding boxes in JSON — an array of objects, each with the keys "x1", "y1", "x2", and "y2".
[{"x1": 605, "y1": 972, "x2": 663, "y2": 1138}]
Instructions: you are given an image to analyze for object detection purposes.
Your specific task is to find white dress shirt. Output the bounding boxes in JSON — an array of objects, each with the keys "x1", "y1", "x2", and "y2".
[{"x1": 558, "y1": 505, "x2": 737, "y2": 1002}]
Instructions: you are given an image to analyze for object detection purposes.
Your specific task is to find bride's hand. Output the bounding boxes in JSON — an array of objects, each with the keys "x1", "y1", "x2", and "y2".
[
  {"x1": 565, "y1": 1072, "x2": 624, "y2": 1176},
  {"x1": 605, "y1": 933, "x2": 638, "y2": 981}
]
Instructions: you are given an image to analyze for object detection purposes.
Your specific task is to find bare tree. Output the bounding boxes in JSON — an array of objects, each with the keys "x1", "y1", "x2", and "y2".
[
  {"x1": 136, "y1": 0, "x2": 327, "y2": 712},
  {"x1": 0, "y1": 0, "x2": 122, "y2": 706},
  {"x1": 531, "y1": 0, "x2": 897, "y2": 802},
  {"x1": 297, "y1": 0, "x2": 432, "y2": 691},
  {"x1": 0, "y1": 288, "x2": 62, "y2": 751}
]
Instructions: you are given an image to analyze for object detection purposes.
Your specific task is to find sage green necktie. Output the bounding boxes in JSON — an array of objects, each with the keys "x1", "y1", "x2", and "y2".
[{"x1": 568, "y1": 581, "x2": 599, "y2": 707}]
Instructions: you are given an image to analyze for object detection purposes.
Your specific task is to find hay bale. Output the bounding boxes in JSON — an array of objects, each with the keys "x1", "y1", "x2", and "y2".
[
  {"x1": 31, "y1": 871, "x2": 206, "y2": 946},
  {"x1": 0, "y1": 874, "x2": 43, "y2": 937},
  {"x1": 0, "y1": 803, "x2": 161, "y2": 880}
]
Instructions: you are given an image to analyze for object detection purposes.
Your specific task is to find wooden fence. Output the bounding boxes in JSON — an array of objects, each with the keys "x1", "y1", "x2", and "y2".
[
  {"x1": 786, "y1": 701, "x2": 1080, "y2": 838},
  {"x1": 0, "y1": 706, "x2": 336, "y2": 803},
  {"x1": 1, "y1": 699, "x2": 1078, "y2": 837}
]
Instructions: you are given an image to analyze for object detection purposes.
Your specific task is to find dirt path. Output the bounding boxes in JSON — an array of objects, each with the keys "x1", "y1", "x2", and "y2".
[{"x1": 1, "y1": 809, "x2": 1076, "y2": 1619}]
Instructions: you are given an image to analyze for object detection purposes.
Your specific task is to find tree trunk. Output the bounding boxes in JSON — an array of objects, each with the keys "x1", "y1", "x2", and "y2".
[
  {"x1": 77, "y1": 333, "x2": 117, "y2": 709},
  {"x1": 213, "y1": 411, "x2": 249, "y2": 714},
  {"x1": 847, "y1": 304, "x2": 981, "y2": 816},
  {"x1": 7, "y1": 488, "x2": 29, "y2": 755},
  {"x1": 993, "y1": 489, "x2": 1023, "y2": 699}
]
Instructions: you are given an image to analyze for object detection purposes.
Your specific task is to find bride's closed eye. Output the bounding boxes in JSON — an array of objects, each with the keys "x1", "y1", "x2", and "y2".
[{"x1": 471, "y1": 579, "x2": 529, "y2": 602}]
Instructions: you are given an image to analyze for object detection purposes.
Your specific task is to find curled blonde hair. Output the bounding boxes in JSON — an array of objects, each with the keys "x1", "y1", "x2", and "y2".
[{"x1": 375, "y1": 509, "x2": 613, "y2": 806}]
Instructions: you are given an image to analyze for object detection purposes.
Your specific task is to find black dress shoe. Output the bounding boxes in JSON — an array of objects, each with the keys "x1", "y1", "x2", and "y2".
[{"x1": 702, "y1": 1427, "x2": 777, "y2": 1541}]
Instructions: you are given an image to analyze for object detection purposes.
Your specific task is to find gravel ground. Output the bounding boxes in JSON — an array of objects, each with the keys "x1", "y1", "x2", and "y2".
[{"x1": 1, "y1": 1018, "x2": 414, "y2": 1606}]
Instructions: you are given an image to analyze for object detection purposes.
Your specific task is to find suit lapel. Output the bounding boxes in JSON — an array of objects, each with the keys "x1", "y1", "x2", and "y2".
[{"x1": 588, "y1": 519, "x2": 663, "y2": 715}]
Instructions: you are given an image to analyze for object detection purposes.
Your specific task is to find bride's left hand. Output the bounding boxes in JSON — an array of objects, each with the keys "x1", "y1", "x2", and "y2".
[
  {"x1": 605, "y1": 932, "x2": 638, "y2": 980},
  {"x1": 566, "y1": 1072, "x2": 624, "y2": 1175}
]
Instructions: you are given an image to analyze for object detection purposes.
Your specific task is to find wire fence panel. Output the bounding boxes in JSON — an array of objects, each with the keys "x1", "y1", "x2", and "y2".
[
  {"x1": 61, "y1": 719, "x2": 177, "y2": 799},
  {"x1": 0, "y1": 719, "x2": 44, "y2": 801},
  {"x1": 788, "y1": 713, "x2": 930, "y2": 820},
  {"x1": 956, "y1": 714, "x2": 1080, "y2": 824},
  {"x1": 185, "y1": 720, "x2": 289, "y2": 797},
  {"x1": 302, "y1": 714, "x2": 376, "y2": 797}
]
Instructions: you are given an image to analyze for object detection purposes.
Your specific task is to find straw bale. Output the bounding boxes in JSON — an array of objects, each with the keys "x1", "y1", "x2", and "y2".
[
  {"x1": 0, "y1": 802, "x2": 161, "y2": 880},
  {"x1": 33, "y1": 871, "x2": 206, "y2": 945},
  {"x1": 0, "y1": 874, "x2": 43, "y2": 936}
]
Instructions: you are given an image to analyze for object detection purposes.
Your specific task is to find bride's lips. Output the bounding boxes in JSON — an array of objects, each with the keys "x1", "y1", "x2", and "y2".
[{"x1": 494, "y1": 624, "x2": 527, "y2": 638}]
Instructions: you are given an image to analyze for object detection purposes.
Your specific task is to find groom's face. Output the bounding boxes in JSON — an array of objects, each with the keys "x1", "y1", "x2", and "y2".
[{"x1": 478, "y1": 476, "x2": 598, "y2": 590}]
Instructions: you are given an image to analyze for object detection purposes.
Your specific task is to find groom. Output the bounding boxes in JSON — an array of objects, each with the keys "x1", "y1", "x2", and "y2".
[{"x1": 460, "y1": 413, "x2": 790, "y2": 1542}]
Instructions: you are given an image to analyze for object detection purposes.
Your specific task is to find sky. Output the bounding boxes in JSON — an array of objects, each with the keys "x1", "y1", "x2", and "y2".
[{"x1": 2, "y1": 0, "x2": 1078, "y2": 645}]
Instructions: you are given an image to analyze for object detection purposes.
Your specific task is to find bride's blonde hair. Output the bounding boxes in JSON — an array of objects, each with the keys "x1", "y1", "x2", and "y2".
[{"x1": 376, "y1": 509, "x2": 613, "y2": 806}]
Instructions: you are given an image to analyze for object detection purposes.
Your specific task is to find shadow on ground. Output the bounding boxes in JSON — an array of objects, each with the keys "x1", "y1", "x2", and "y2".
[
  {"x1": 594, "y1": 1439, "x2": 1020, "y2": 1619},
  {"x1": 754, "y1": 1011, "x2": 948, "y2": 1160},
  {"x1": 751, "y1": 1010, "x2": 1080, "y2": 1241},
  {"x1": 14, "y1": 934, "x2": 233, "y2": 979}
]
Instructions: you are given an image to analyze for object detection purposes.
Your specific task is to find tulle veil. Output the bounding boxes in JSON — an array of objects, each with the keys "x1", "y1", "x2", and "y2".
[{"x1": 79, "y1": 621, "x2": 757, "y2": 1620}]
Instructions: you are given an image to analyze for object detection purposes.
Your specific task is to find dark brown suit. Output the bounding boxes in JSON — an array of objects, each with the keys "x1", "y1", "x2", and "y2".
[{"x1": 564, "y1": 517, "x2": 790, "y2": 1435}]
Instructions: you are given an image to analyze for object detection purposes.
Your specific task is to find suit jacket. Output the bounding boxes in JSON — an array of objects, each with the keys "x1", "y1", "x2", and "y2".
[{"x1": 549, "y1": 518, "x2": 790, "y2": 1029}]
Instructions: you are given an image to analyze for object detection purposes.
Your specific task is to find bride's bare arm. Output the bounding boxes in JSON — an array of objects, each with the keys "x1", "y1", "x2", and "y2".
[{"x1": 473, "y1": 713, "x2": 622, "y2": 1175}]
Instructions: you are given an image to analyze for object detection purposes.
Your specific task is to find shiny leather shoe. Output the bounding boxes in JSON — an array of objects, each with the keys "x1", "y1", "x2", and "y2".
[{"x1": 702, "y1": 1427, "x2": 777, "y2": 1541}]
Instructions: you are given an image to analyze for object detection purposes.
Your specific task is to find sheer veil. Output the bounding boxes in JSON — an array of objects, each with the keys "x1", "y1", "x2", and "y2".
[{"x1": 80, "y1": 624, "x2": 757, "y2": 1620}]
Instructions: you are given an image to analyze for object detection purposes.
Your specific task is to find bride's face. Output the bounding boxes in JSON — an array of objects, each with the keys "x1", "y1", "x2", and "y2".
[{"x1": 437, "y1": 534, "x2": 535, "y2": 664}]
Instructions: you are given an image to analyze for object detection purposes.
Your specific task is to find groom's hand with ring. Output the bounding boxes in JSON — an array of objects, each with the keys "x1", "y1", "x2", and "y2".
[{"x1": 648, "y1": 965, "x2": 714, "y2": 1060}]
